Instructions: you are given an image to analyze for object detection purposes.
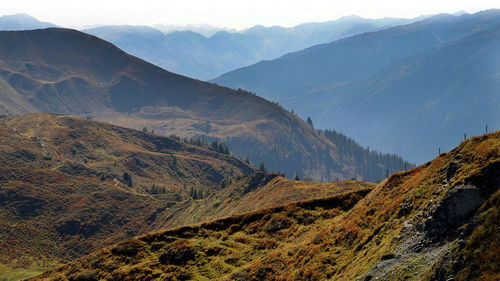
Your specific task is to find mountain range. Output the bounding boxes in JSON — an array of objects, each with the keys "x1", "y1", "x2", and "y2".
[
  {"x1": 0, "y1": 28, "x2": 411, "y2": 182},
  {"x1": 0, "y1": 8, "x2": 498, "y2": 281},
  {"x1": 83, "y1": 16, "x2": 422, "y2": 80},
  {"x1": 213, "y1": 10, "x2": 500, "y2": 163},
  {"x1": 0, "y1": 13, "x2": 424, "y2": 80}
]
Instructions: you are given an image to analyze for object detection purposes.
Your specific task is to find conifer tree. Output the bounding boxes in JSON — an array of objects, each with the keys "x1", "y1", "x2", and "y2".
[
  {"x1": 122, "y1": 172, "x2": 133, "y2": 187},
  {"x1": 306, "y1": 117, "x2": 313, "y2": 127},
  {"x1": 259, "y1": 162, "x2": 267, "y2": 173}
]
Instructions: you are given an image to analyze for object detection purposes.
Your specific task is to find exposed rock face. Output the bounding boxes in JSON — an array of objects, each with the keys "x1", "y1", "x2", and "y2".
[
  {"x1": 424, "y1": 185, "x2": 484, "y2": 237},
  {"x1": 359, "y1": 160, "x2": 500, "y2": 281}
]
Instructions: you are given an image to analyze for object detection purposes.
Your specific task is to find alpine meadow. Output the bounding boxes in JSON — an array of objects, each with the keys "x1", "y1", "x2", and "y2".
[{"x1": 0, "y1": 1, "x2": 498, "y2": 281}]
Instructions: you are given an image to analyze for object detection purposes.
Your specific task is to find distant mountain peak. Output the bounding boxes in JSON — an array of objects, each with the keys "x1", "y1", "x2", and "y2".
[{"x1": 0, "y1": 13, "x2": 56, "y2": 30}]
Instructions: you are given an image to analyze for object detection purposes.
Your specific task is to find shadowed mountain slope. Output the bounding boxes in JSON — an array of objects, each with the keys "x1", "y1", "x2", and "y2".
[
  {"x1": 34, "y1": 130, "x2": 500, "y2": 280},
  {"x1": 213, "y1": 10, "x2": 500, "y2": 163},
  {"x1": 0, "y1": 28, "x2": 412, "y2": 181},
  {"x1": 213, "y1": 10, "x2": 500, "y2": 99},
  {"x1": 302, "y1": 25, "x2": 500, "y2": 164}
]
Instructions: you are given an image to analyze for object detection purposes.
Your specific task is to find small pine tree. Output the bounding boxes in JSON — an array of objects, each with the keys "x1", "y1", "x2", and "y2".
[
  {"x1": 142, "y1": 126, "x2": 148, "y2": 133},
  {"x1": 189, "y1": 187, "x2": 198, "y2": 199},
  {"x1": 306, "y1": 117, "x2": 313, "y2": 127},
  {"x1": 122, "y1": 172, "x2": 133, "y2": 187},
  {"x1": 172, "y1": 156, "x2": 177, "y2": 170},
  {"x1": 259, "y1": 162, "x2": 267, "y2": 173},
  {"x1": 294, "y1": 173, "x2": 300, "y2": 181}
]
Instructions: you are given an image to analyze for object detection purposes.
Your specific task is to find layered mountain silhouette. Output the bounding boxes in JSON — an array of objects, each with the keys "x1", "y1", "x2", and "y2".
[
  {"x1": 213, "y1": 10, "x2": 500, "y2": 163},
  {"x1": 84, "y1": 16, "x2": 421, "y2": 80},
  {"x1": 0, "y1": 28, "x2": 411, "y2": 181}
]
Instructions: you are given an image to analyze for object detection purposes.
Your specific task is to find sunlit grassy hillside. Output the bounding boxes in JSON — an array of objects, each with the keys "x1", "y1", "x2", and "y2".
[{"x1": 33, "y1": 131, "x2": 500, "y2": 280}]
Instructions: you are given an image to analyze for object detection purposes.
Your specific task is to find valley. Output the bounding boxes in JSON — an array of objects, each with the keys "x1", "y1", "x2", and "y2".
[{"x1": 0, "y1": 5, "x2": 498, "y2": 281}]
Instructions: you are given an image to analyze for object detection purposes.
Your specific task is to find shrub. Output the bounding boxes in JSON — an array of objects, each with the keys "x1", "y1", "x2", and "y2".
[
  {"x1": 159, "y1": 242, "x2": 196, "y2": 265},
  {"x1": 122, "y1": 172, "x2": 133, "y2": 187},
  {"x1": 111, "y1": 240, "x2": 142, "y2": 256},
  {"x1": 70, "y1": 271, "x2": 99, "y2": 281},
  {"x1": 264, "y1": 215, "x2": 291, "y2": 233}
]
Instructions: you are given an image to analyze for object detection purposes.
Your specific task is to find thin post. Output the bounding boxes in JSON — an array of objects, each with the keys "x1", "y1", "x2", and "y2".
[
  {"x1": 386, "y1": 169, "x2": 389, "y2": 178},
  {"x1": 486, "y1": 124, "x2": 488, "y2": 134},
  {"x1": 439, "y1": 148, "x2": 441, "y2": 155},
  {"x1": 464, "y1": 133, "x2": 466, "y2": 141}
]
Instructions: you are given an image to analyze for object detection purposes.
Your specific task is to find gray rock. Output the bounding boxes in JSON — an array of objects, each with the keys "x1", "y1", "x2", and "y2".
[{"x1": 424, "y1": 184, "x2": 484, "y2": 237}]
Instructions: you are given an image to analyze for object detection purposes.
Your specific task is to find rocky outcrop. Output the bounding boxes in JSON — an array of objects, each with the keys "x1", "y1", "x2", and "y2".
[{"x1": 423, "y1": 184, "x2": 484, "y2": 238}]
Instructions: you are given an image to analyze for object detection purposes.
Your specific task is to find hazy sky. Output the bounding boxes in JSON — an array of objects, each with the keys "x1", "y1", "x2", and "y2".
[{"x1": 1, "y1": 0, "x2": 499, "y2": 29}]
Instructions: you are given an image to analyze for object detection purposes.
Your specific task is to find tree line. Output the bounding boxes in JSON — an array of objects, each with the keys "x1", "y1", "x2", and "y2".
[{"x1": 320, "y1": 129, "x2": 415, "y2": 182}]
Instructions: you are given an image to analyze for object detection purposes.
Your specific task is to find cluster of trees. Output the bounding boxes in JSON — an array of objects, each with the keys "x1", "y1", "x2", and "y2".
[
  {"x1": 221, "y1": 176, "x2": 233, "y2": 188},
  {"x1": 189, "y1": 187, "x2": 204, "y2": 199},
  {"x1": 209, "y1": 141, "x2": 230, "y2": 155},
  {"x1": 168, "y1": 134, "x2": 231, "y2": 155},
  {"x1": 237, "y1": 88, "x2": 257, "y2": 96},
  {"x1": 149, "y1": 184, "x2": 167, "y2": 194},
  {"x1": 320, "y1": 129, "x2": 414, "y2": 182}
]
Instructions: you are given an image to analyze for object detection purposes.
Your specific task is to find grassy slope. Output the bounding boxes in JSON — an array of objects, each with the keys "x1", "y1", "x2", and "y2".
[
  {"x1": 0, "y1": 113, "x2": 252, "y2": 279},
  {"x1": 33, "y1": 131, "x2": 500, "y2": 280},
  {"x1": 0, "y1": 113, "x2": 374, "y2": 280},
  {"x1": 157, "y1": 176, "x2": 375, "y2": 229}
]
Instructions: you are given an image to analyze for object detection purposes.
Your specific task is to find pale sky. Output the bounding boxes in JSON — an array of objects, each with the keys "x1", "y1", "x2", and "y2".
[{"x1": 1, "y1": 0, "x2": 499, "y2": 29}]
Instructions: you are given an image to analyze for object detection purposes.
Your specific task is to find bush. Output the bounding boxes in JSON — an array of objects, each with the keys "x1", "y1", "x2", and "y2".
[
  {"x1": 111, "y1": 240, "x2": 142, "y2": 256},
  {"x1": 159, "y1": 242, "x2": 196, "y2": 265},
  {"x1": 70, "y1": 271, "x2": 99, "y2": 281},
  {"x1": 264, "y1": 216, "x2": 291, "y2": 233}
]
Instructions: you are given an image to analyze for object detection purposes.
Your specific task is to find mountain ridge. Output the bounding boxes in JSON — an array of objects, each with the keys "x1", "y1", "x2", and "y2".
[
  {"x1": 83, "y1": 15, "x2": 422, "y2": 80},
  {"x1": 0, "y1": 14, "x2": 56, "y2": 31},
  {"x1": 0, "y1": 28, "x2": 412, "y2": 181},
  {"x1": 212, "y1": 9, "x2": 500, "y2": 163}
]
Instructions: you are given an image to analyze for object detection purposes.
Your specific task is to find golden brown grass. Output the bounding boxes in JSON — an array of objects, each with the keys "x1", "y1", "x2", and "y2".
[{"x1": 30, "y1": 131, "x2": 500, "y2": 281}]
